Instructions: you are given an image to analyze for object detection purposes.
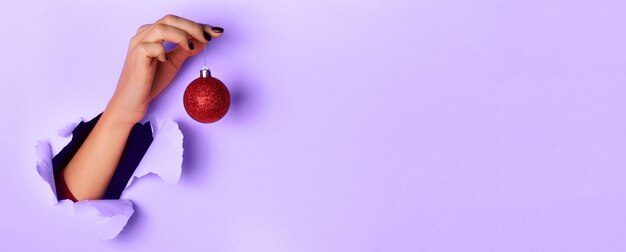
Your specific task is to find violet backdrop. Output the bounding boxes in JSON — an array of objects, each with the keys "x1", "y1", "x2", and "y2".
[{"x1": 1, "y1": 0, "x2": 626, "y2": 251}]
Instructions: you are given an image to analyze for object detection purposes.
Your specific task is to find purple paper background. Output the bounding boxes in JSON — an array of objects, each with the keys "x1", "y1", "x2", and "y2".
[{"x1": 2, "y1": 0, "x2": 626, "y2": 251}]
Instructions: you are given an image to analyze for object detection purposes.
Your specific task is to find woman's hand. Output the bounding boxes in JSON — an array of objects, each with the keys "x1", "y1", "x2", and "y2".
[
  {"x1": 105, "y1": 14, "x2": 224, "y2": 126},
  {"x1": 62, "y1": 15, "x2": 224, "y2": 201}
]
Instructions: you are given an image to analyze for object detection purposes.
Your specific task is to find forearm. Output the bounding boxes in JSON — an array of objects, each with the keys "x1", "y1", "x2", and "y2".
[
  {"x1": 57, "y1": 15, "x2": 222, "y2": 201},
  {"x1": 62, "y1": 109, "x2": 134, "y2": 201}
]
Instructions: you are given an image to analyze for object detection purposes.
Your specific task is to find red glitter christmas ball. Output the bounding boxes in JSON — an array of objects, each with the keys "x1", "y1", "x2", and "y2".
[{"x1": 183, "y1": 69, "x2": 230, "y2": 123}]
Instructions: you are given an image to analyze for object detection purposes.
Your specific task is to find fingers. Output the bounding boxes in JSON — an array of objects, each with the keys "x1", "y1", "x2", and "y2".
[
  {"x1": 157, "y1": 15, "x2": 211, "y2": 43},
  {"x1": 136, "y1": 24, "x2": 151, "y2": 35},
  {"x1": 128, "y1": 15, "x2": 225, "y2": 74},
  {"x1": 204, "y1": 24, "x2": 225, "y2": 39},
  {"x1": 135, "y1": 42, "x2": 167, "y2": 64},
  {"x1": 166, "y1": 39, "x2": 206, "y2": 69},
  {"x1": 134, "y1": 15, "x2": 224, "y2": 45},
  {"x1": 131, "y1": 15, "x2": 226, "y2": 67},
  {"x1": 143, "y1": 23, "x2": 194, "y2": 51},
  {"x1": 148, "y1": 39, "x2": 205, "y2": 101}
]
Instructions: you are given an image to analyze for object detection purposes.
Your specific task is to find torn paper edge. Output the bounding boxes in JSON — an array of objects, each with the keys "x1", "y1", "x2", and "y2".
[
  {"x1": 124, "y1": 117, "x2": 183, "y2": 190},
  {"x1": 35, "y1": 115, "x2": 184, "y2": 240}
]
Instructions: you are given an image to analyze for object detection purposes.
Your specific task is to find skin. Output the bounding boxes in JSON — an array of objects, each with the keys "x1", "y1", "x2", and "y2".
[{"x1": 62, "y1": 15, "x2": 224, "y2": 201}]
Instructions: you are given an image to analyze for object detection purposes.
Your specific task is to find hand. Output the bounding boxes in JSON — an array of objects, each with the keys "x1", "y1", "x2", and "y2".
[
  {"x1": 105, "y1": 14, "x2": 224, "y2": 126},
  {"x1": 62, "y1": 15, "x2": 225, "y2": 201}
]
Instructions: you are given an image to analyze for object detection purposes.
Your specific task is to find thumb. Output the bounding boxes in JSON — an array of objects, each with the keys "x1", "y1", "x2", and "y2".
[
  {"x1": 167, "y1": 39, "x2": 205, "y2": 70},
  {"x1": 149, "y1": 40, "x2": 206, "y2": 100}
]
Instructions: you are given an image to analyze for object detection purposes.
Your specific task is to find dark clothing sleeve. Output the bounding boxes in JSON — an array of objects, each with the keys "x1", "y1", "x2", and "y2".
[{"x1": 52, "y1": 113, "x2": 154, "y2": 201}]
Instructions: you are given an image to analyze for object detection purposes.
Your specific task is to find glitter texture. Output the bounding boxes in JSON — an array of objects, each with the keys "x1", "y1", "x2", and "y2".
[{"x1": 183, "y1": 75, "x2": 230, "y2": 123}]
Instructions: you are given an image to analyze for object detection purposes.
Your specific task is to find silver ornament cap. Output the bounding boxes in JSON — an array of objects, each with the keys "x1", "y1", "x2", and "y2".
[{"x1": 200, "y1": 66, "x2": 211, "y2": 78}]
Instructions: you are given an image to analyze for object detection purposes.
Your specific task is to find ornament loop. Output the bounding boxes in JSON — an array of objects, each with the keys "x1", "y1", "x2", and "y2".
[{"x1": 200, "y1": 43, "x2": 211, "y2": 78}]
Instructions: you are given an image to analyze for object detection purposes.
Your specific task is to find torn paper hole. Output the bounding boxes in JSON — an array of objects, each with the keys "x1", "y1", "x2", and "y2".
[{"x1": 35, "y1": 115, "x2": 183, "y2": 240}]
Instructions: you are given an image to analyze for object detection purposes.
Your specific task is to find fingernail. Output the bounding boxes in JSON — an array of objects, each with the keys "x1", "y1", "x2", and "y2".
[
  {"x1": 165, "y1": 55, "x2": 169, "y2": 61},
  {"x1": 211, "y1": 26, "x2": 224, "y2": 33},
  {"x1": 188, "y1": 40, "x2": 195, "y2": 50},
  {"x1": 203, "y1": 31, "x2": 212, "y2": 41}
]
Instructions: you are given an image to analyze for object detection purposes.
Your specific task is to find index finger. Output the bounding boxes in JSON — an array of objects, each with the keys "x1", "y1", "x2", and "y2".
[{"x1": 156, "y1": 14, "x2": 210, "y2": 43}]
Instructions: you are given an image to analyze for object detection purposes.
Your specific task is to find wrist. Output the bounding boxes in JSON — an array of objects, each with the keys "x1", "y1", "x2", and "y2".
[{"x1": 100, "y1": 107, "x2": 137, "y2": 131}]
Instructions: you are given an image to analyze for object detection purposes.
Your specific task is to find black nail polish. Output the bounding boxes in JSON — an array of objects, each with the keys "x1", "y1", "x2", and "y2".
[
  {"x1": 188, "y1": 40, "x2": 195, "y2": 50},
  {"x1": 211, "y1": 26, "x2": 224, "y2": 33},
  {"x1": 203, "y1": 31, "x2": 212, "y2": 41}
]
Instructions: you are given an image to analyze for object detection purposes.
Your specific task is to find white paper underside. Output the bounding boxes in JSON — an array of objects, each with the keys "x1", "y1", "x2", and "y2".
[{"x1": 35, "y1": 116, "x2": 183, "y2": 240}]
